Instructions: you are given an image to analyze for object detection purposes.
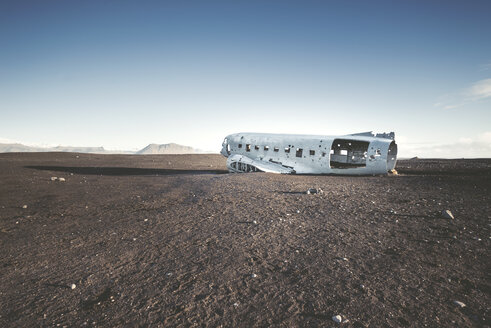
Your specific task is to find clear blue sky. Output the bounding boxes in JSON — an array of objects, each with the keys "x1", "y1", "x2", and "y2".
[{"x1": 1, "y1": 0, "x2": 490, "y2": 157}]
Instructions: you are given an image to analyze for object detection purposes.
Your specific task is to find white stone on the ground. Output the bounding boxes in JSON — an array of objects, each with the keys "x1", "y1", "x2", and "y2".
[
  {"x1": 296, "y1": 210, "x2": 300, "y2": 214},
  {"x1": 58, "y1": 177, "x2": 66, "y2": 182},
  {"x1": 144, "y1": 218, "x2": 148, "y2": 222},
  {"x1": 332, "y1": 315, "x2": 342, "y2": 323},
  {"x1": 51, "y1": 177, "x2": 58, "y2": 181},
  {"x1": 306, "y1": 188, "x2": 324, "y2": 195},
  {"x1": 22, "y1": 205, "x2": 27, "y2": 209},
  {"x1": 253, "y1": 220, "x2": 257, "y2": 224},
  {"x1": 71, "y1": 284, "x2": 76, "y2": 290},
  {"x1": 442, "y1": 210, "x2": 454, "y2": 219},
  {"x1": 453, "y1": 300, "x2": 466, "y2": 308},
  {"x1": 251, "y1": 273, "x2": 257, "y2": 278}
]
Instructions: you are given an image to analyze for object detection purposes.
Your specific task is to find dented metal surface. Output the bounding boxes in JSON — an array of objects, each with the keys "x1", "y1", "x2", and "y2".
[{"x1": 220, "y1": 132, "x2": 397, "y2": 175}]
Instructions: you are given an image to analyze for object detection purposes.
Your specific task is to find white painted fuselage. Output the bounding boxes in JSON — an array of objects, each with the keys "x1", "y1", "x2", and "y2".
[{"x1": 220, "y1": 132, "x2": 398, "y2": 175}]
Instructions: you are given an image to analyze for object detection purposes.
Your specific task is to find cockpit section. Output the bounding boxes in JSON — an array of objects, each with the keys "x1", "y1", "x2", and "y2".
[{"x1": 221, "y1": 137, "x2": 231, "y2": 157}]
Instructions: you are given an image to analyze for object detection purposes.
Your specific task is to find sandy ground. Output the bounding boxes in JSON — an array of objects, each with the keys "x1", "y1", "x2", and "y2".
[{"x1": 0, "y1": 153, "x2": 489, "y2": 327}]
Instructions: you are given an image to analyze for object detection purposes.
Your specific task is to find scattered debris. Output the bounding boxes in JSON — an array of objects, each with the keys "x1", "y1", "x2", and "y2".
[
  {"x1": 332, "y1": 315, "x2": 342, "y2": 323},
  {"x1": 389, "y1": 169, "x2": 398, "y2": 175},
  {"x1": 58, "y1": 177, "x2": 66, "y2": 182},
  {"x1": 71, "y1": 284, "x2": 76, "y2": 290},
  {"x1": 51, "y1": 177, "x2": 58, "y2": 181},
  {"x1": 442, "y1": 210, "x2": 454, "y2": 219},
  {"x1": 306, "y1": 188, "x2": 324, "y2": 195},
  {"x1": 453, "y1": 300, "x2": 466, "y2": 308},
  {"x1": 22, "y1": 205, "x2": 27, "y2": 209}
]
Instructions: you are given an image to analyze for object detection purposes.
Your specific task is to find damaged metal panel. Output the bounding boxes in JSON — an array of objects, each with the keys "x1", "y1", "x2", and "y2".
[{"x1": 220, "y1": 132, "x2": 398, "y2": 175}]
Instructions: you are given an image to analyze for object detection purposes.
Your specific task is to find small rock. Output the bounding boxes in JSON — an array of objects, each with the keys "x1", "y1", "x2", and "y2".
[
  {"x1": 51, "y1": 177, "x2": 58, "y2": 181},
  {"x1": 306, "y1": 188, "x2": 324, "y2": 195},
  {"x1": 58, "y1": 177, "x2": 66, "y2": 182},
  {"x1": 442, "y1": 210, "x2": 454, "y2": 219},
  {"x1": 296, "y1": 210, "x2": 300, "y2": 214},
  {"x1": 453, "y1": 300, "x2": 466, "y2": 308},
  {"x1": 71, "y1": 284, "x2": 76, "y2": 290},
  {"x1": 22, "y1": 205, "x2": 27, "y2": 209},
  {"x1": 233, "y1": 302, "x2": 239, "y2": 307},
  {"x1": 332, "y1": 315, "x2": 342, "y2": 323},
  {"x1": 253, "y1": 220, "x2": 257, "y2": 225},
  {"x1": 144, "y1": 218, "x2": 148, "y2": 222},
  {"x1": 166, "y1": 272, "x2": 172, "y2": 277},
  {"x1": 251, "y1": 273, "x2": 257, "y2": 278}
]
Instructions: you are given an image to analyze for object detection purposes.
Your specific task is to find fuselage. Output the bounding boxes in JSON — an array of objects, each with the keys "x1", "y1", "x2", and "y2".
[{"x1": 221, "y1": 132, "x2": 398, "y2": 175}]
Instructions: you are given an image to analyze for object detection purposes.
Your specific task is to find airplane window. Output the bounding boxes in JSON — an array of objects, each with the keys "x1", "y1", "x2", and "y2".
[
  {"x1": 296, "y1": 148, "x2": 303, "y2": 157},
  {"x1": 310, "y1": 150, "x2": 315, "y2": 156},
  {"x1": 254, "y1": 145, "x2": 260, "y2": 150},
  {"x1": 238, "y1": 144, "x2": 242, "y2": 148},
  {"x1": 274, "y1": 147, "x2": 279, "y2": 152},
  {"x1": 284, "y1": 147, "x2": 290, "y2": 153},
  {"x1": 246, "y1": 144, "x2": 251, "y2": 152},
  {"x1": 264, "y1": 146, "x2": 269, "y2": 151}
]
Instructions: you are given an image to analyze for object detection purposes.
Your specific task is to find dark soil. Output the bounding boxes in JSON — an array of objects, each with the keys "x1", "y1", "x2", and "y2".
[{"x1": 0, "y1": 153, "x2": 489, "y2": 327}]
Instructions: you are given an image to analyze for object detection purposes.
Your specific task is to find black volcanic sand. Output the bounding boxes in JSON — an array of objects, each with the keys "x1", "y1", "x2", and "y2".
[{"x1": 0, "y1": 153, "x2": 489, "y2": 327}]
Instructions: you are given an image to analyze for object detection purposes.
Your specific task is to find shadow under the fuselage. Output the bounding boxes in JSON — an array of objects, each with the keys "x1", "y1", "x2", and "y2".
[{"x1": 25, "y1": 166, "x2": 228, "y2": 176}]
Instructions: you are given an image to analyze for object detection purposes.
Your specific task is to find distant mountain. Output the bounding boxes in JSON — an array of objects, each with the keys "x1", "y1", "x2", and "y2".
[
  {"x1": 0, "y1": 143, "x2": 108, "y2": 153},
  {"x1": 0, "y1": 142, "x2": 200, "y2": 154},
  {"x1": 136, "y1": 143, "x2": 196, "y2": 154}
]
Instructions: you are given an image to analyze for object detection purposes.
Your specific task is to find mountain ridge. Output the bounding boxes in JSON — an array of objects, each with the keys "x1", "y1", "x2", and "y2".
[{"x1": 0, "y1": 142, "x2": 203, "y2": 154}]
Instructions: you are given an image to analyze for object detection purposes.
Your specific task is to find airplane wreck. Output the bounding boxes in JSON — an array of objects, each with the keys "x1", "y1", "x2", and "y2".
[{"x1": 220, "y1": 132, "x2": 398, "y2": 175}]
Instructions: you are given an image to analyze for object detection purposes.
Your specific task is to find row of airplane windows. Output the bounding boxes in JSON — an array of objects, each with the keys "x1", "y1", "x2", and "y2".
[{"x1": 237, "y1": 143, "x2": 327, "y2": 158}]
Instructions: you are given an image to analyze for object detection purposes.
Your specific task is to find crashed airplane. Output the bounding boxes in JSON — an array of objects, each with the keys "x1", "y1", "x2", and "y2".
[{"x1": 220, "y1": 132, "x2": 397, "y2": 175}]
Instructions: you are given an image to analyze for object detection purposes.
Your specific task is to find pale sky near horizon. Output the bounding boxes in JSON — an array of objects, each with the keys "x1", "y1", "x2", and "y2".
[{"x1": 1, "y1": 0, "x2": 490, "y2": 157}]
